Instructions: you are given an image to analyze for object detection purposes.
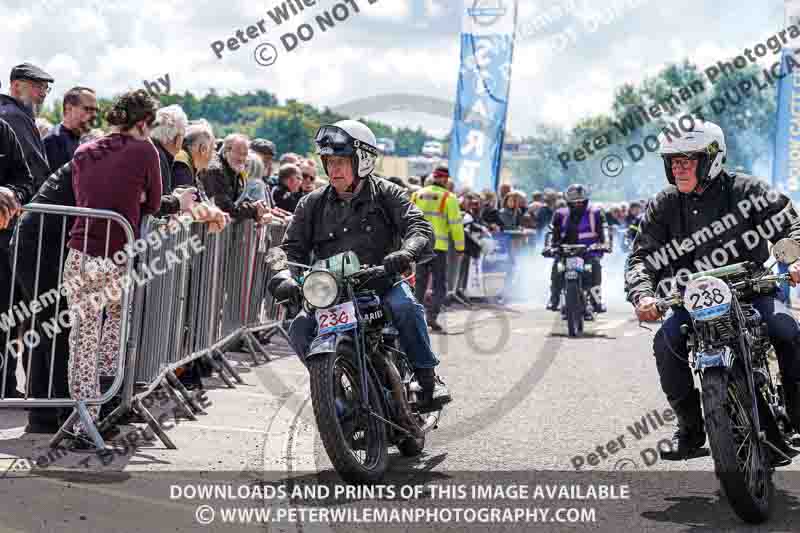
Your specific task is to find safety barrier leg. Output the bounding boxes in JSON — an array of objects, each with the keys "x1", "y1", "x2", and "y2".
[
  {"x1": 243, "y1": 330, "x2": 271, "y2": 364},
  {"x1": 160, "y1": 377, "x2": 197, "y2": 422},
  {"x1": 203, "y1": 353, "x2": 236, "y2": 388},
  {"x1": 258, "y1": 321, "x2": 291, "y2": 345},
  {"x1": 166, "y1": 371, "x2": 207, "y2": 415},
  {"x1": 133, "y1": 397, "x2": 176, "y2": 449},
  {"x1": 49, "y1": 409, "x2": 79, "y2": 449},
  {"x1": 213, "y1": 348, "x2": 244, "y2": 384},
  {"x1": 76, "y1": 401, "x2": 106, "y2": 451}
]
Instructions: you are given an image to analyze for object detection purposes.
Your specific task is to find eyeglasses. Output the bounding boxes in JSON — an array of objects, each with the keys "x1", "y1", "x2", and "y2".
[
  {"x1": 24, "y1": 80, "x2": 51, "y2": 94},
  {"x1": 670, "y1": 155, "x2": 699, "y2": 170}
]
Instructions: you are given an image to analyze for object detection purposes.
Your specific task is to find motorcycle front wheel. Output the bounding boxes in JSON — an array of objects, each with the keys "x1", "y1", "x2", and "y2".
[
  {"x1": 702, "y1": 366, "x2": 773, "y2": 524},
  {"x1": 308, "y1": 344, "x2": 389, "y2": 484},
  {"x1": 566, "y1": 279, "x2": 583, "y2": 337}
]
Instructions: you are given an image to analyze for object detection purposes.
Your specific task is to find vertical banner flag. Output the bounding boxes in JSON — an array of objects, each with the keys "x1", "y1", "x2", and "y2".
[
  {"x1": 450, "y1": 0, "x2": 519, "y2": 193},
  {"x1": 772, "y1": 1, "x2": 800, "y2": 200}
]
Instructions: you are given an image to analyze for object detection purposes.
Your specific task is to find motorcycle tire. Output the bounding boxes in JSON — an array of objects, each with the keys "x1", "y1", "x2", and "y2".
[
  {"x1": 308, "y1": 344, "x2": 389, "y2": 484},
  {"x1": 702, "y1": 366, "x2": 773, "y2": 524},
  {"x1": 566, "y1": 280, "x2": 583, "y2": 337}
]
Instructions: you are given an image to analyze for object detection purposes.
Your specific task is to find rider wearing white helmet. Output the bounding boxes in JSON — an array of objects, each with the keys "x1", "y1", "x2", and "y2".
[
  {"x1": 626, "y1": 118, "x2": 800, "y2": 460},
  {"x1": 269, "y1": 119, "x2": 452, "y2": 412}
]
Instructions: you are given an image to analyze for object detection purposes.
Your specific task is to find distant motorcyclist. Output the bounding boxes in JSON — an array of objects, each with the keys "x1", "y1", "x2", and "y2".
[
  {"x1": 544, "y1": 184, "x2": 610, "y2": 313},
  {"x1": 626, "y1": 118, "x2": 800, "y2": 460},
  {"x1": 267, "y1": 119, "x2": 452, "y2": 412}
]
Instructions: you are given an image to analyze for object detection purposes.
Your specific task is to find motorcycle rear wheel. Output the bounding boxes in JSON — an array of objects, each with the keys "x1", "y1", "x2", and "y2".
[
  {"x1": 308, "y1": 345, "x2": 389, "y2": 484},
  {"x1": 702, "y1": 367, "x2": 773, "y2": 524}
]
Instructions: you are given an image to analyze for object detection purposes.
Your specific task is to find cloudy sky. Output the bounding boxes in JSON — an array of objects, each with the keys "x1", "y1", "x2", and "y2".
[{"x1": 0, "y1": 0, "x2": 788, "y2": 138}]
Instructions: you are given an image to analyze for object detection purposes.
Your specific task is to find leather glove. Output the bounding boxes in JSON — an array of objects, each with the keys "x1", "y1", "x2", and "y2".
[
  {"x1": 383, "y1": 250, "x2": 414, "y2": 275},
  {"x1": 273, "y1": 278, "x2": 301, "y2": 304}
]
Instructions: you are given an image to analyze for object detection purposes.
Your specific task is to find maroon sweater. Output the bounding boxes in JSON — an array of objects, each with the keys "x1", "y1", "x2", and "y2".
[{"x1": 69, "y1": 134, "x2": 162, "y2": 257}]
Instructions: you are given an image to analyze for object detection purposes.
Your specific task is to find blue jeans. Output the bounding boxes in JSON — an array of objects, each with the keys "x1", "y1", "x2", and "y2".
[
  {"x1": 288, "y1": 282, "x2": 440, "y2": 369},
  {"x1": 653, "y1": 296, "x2": 800, "y2": 405}
]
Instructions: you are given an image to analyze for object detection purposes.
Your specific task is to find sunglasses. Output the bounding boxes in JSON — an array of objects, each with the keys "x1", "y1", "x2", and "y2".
[{"x1": 302, "y1": 173, "x2": 314, "y2": 181}]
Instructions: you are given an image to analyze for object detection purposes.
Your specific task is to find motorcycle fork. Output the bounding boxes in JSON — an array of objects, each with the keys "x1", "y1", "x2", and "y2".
[{"x1": 346, "y1": 284, "x2": 415, "y2": 439}]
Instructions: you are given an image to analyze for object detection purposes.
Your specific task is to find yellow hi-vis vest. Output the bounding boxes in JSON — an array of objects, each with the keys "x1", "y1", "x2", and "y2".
[{"x1": 411, "y1": 184, "x2": 465, "y2": 252}]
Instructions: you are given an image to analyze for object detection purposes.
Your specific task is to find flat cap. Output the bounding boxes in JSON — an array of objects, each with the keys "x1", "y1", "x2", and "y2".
[
  {"x1": 250, "y1": 138, "x2": 276, "y2": 156},
  {"x1": 10, "y1": 63, "x2": 54, "y2": 83}
]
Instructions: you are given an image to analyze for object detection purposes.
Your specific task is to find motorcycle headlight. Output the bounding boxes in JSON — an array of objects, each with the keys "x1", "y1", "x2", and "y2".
[{"x1": 302, "y1": 271, "x2": 339, "y2": 308}]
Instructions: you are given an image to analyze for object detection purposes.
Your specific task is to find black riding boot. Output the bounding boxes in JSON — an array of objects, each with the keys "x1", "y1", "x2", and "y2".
[
  {"x1": 416, "y1": 367, "x2": 452, "y2": 413},
  {"x1": 784, "y1": 382, "x2": 800, "y2": 434},
  {"x1": 661, "y1": 389, "x2": 706, "y2": 460}
]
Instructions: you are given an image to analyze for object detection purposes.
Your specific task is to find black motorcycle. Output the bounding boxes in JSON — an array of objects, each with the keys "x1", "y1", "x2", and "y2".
[
  {"x1": 267, "y1": 249, "x2": 441, "y2": 484},
  {"x1": 544, "y1": 242, "x2": 608, "y2": 337},
  {"x1": 653, "y1": 238, "x2": 800, "y2": 523}
]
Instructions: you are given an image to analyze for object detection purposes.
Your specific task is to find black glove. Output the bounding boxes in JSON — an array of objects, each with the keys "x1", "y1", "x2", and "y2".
[
  {"x1": 383, "y1": 250, "x2": 414, "y2": 275},
  {"x1": 542, "y1": 248, "x2": 554, "y2": 258},
  {"x1": 273, "y1": 278, "x2": 301, "y2": 303}
]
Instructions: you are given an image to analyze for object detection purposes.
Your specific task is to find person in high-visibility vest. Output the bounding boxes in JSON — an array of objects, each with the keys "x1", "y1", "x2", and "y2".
[{"x1": 411, "y1": 165, "x2": 465, "y2": 332}]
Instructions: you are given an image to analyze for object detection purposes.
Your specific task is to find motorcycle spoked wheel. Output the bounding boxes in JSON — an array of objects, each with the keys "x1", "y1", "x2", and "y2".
[
  {"x1": 308, "y1": 344, "x2": 389, "y2": 484},
  {"x1": 565, "y1": 279, "x2": 583, "y2": 337},
  {"x1": 702, "y1": 366, "x2": 773, "y2": 524}
]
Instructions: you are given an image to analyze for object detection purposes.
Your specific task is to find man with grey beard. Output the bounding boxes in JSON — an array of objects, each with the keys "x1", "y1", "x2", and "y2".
[{"x1": 0, "y1": 63, "x2": 54, "y2": 189}]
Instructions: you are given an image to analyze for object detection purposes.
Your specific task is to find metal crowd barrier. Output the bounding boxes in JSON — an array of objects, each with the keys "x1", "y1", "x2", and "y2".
[
  {"x1": 0, "y1": 204, "x2": 135, "y2": 451},
  {"x1": 0, "y1": 204, "x2": 290, "y2": 451}
]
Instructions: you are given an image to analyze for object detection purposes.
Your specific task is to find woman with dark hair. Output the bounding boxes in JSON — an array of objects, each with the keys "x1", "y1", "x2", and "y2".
[{"x1": 63, "y1": 89, "x2": 162, "y2": 448}]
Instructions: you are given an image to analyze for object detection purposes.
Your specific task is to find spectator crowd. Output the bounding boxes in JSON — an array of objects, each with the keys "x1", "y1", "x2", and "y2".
[{"x1": 0, "y1": 61, "x2": 649, "y2": 447}]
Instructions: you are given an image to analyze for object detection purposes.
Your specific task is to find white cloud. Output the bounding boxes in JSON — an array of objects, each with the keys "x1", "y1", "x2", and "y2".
[{"x1": 0, "y1": 0, "x2": 787, "y2": 139}]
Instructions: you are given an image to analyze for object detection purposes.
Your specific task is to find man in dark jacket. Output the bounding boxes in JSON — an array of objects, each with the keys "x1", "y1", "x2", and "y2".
[
  {"x1": 0, "y1": 117, "x2": 35, "y2": 398},
  {"x1": 43, "y1": 86, "x2": 97, "y2": 172},
  {"x1": 199, "y1": 134, "x2": 261, "y2": 221},
  {"x1": 626, "y1": 118, "x2": 800, "y2": 461},
  {"x1": 268, "y1": 120, "x2": 451, "y2": 412},
  {"x1": 272, "y1": 163, "x2": 303, "y2": 212},
  {"x1": 0, "y1": 63, "x2": 54, "y2": 190}
]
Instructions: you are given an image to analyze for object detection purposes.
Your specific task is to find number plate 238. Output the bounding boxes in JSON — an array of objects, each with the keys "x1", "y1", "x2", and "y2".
[
  {"x1": 316, "y1": 302, "x2": 357, "y2": 335},
  {"x1": 685, "y1": 276, "x2": 732, "y2": 321}
]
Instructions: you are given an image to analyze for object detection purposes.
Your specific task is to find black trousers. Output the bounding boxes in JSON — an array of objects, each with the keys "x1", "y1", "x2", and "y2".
[
  {"x1": 415, "y1": 250, "x2": 448, "y2": 321},
  {"x1": 0, "y1": 247, "x2": 22, "y2": 397},
  {"x1": 13, "y1": 214, "x2": 71, "y2": 422}
]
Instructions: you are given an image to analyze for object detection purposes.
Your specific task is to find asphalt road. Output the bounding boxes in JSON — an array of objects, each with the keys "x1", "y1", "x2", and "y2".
[{"x1": 3, "y1": 258, "x2": 800, "y2": 531}]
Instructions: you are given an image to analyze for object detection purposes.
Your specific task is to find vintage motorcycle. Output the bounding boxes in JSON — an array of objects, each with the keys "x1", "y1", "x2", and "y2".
[
  {"x1": 267, "y1": 249, "x2": 442, "y2": 484},
  {"x1": 653, "y1": 238, "x2": 800, "y2": 523},
  {"x1": 543, "y1": 242, "x2": 609, "y2": 337}
]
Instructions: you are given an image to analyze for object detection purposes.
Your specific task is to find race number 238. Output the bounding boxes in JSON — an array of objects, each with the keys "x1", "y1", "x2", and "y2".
[{"x1": 685, "y1": 276, "x2": 732, "y2": 311}]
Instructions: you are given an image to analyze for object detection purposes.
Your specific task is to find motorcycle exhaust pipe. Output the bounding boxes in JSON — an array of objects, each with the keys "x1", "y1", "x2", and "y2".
[{"x1": 373, "y1": 354, "x2": 424, "y2": 439}]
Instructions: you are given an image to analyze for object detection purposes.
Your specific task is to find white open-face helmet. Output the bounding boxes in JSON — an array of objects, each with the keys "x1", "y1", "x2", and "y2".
[
  {"x1": 657, "y1": 118, "x2": 726, "y2": 189},
  {"x1": 314, "y1": 119, "x2": 380, "y2": 179}
]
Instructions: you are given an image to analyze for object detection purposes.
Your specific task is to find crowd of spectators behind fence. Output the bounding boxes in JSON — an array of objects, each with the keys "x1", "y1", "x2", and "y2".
[{"x1": 0, "y1": 61, "x2": 649, "y2": 445}]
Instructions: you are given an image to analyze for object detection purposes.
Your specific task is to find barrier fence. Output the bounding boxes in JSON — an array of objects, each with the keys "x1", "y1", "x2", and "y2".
[{"x1": 0, "y1": 205, "x2": 289, "y2": 452}]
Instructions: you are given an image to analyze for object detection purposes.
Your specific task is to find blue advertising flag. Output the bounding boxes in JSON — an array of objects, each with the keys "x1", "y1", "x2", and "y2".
[
  {"x1": 772, "y1": 48, "x2": 800, "y2": 201},
  {"x1": 449, "y1": 0, "x2": 518, "y2": 193}
]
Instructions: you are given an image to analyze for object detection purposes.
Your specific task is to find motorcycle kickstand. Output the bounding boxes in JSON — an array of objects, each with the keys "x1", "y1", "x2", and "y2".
[{"x1": 362, "y1": 405, "x2": 416, "y2": 438}]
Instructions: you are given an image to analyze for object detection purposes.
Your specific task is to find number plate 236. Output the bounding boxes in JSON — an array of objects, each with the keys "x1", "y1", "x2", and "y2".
[
  {"x1": 316, "y1": 302, "x2": 357, "y2": 335},
  {"x1": 685, "y1": 276, "x2": 732, "y2": 321}
]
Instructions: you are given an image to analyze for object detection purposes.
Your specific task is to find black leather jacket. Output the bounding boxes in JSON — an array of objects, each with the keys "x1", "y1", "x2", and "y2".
[
  {"x1": 271, "y1": 176, "x2": 433, "y2": 289},
  {"x1": 625, "y1": 171, "x2": 800, "y2": 306}
]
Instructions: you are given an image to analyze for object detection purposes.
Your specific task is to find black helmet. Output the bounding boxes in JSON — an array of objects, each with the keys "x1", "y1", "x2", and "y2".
[
  {"x1": 565, "y1": 183, "x2": 588, "y2": 205},
  {"x1": 314, "y1": 119, "x2": 380, "y2": 179}
]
